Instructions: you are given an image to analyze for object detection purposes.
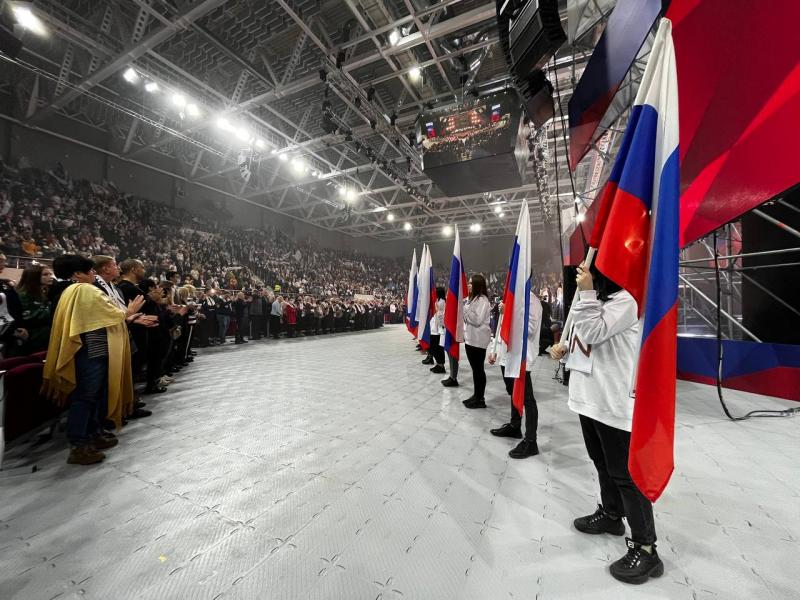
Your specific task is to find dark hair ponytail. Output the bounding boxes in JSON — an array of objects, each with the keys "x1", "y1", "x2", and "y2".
[{"x1": 590, "y1": 263, "x2": 623, "y2": 302}]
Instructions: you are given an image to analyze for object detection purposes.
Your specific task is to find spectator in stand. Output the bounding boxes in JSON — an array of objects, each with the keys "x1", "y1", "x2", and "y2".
[
  {"x1": 270, "y1": 294, "x2": 283, "y2": 339},
  {"x1": 198, "y1": 288, "x2": 217, "y2": 346},
  {"x1": 216, "y1": 292, "x2": 233, "y2": 344},
  {"x1": 283, "y1": 297, "x2": 297, "y2": 338},
  {"x1": 15, "y1": 264, "x2": 54, "y2": 355},
  {"x1": 43, "y1": 254, "x2": 144, "y2": 465},
  {"x1": 249, "y1": 289, "x2": 264, "y2": 340},
  {"x1": 0, "y1": 253, "x2": 22, "y2": 322},
  {"x1": 233, "y1": 291, "x2": 249, "y2": 345}
]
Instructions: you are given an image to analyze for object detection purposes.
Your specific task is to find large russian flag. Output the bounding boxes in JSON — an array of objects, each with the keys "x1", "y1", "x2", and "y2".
[
  {"x1": 591, "y1": 18, "x2": 680, "y2": 502},
  {"x1": 406, "y1": 248, "x2": 419, "y2": 336},
  {"x1": 500, "y1": 199, "x2": 532, "y2": 415},
  {"x1": 444, "y1": 226, "x2": 468, "y2": 360},
  {"x1": 415, "y1": 245, "x2": 436, "y2": 351}
]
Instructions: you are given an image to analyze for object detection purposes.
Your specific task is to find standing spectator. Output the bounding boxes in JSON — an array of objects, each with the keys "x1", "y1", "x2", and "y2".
[
  {"x1": 270, "y1": 294, "x2": 283, "y2": 338},
  {"x1": 15, "y1": 264, "x2": 54, "y2": 355},
  {"x1": 283, "y1": 297, "x2": 297, "y2": 338},
  {"x1": 233, "y1": 291, "x2": 249, "y2": 345},
  {"x1": 216, "y1": 292, "x2": 233, "y2": 344},
  {"x1": 249, "y1": 289, "x2": 264, "y2": 340}
]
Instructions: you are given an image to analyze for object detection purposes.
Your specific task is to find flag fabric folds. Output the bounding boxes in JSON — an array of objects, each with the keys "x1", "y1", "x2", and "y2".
[
  {"x1": 406, "y1": 248, "x2": 419, "y2": 336},
  {"x1": 444, "y1": 226, "x2": 468, "y2": 360},
  {"x1": 591, "y1": 18, "x2": 680, "y2": 502},
  {"x1": 414, "y1": 245, "x2": 436, "y2": 351},
  {"x1": 499, "y1": 200, "x2": 532, "y2": 416}
]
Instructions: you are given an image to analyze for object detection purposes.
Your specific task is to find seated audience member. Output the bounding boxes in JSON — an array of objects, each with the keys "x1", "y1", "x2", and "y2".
[{"x1": 42, "y1": 254, "x2": 145, "y2": 465}]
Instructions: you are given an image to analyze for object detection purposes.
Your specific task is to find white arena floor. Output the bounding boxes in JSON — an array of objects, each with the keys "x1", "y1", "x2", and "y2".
[{"x1": 1, "y1": 325, "x2": 798, "y2": 600}]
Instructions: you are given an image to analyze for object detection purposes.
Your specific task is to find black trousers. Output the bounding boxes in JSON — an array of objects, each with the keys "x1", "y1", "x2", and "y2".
[
  {"x1": 465, "y1": 344, "x2": 487, "y2": 399},
  {"x1": 448, "y1": 354, "x2": 459, "y2": 380},
  {"x1": 250, "y1": 314, "x2": 264, "y2": 339},
  {"x1": 500, "y1": 366, "x2": 538, "y2": 440},
  {"x1": 270, "y1": 315, "x2": 281, "y2": 338},
  {"x1": 579, "y1": 415, "x2": 657, "y2": 544},
  {"x1": 430, "y1": 334, "x2": 445, "y2": 365}
]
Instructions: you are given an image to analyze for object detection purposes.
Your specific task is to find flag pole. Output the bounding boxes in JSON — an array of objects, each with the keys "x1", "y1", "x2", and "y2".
[{"x1": 561, "y1": 246, "x2": 596, "y2": 341}]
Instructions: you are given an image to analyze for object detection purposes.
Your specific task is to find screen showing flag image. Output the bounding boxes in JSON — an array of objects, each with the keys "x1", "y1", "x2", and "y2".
[{"x1": 418, "y1": 90, "x2": 523, "y2": 169}]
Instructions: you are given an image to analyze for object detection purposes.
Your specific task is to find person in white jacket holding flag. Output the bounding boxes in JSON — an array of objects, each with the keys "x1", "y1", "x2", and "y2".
[{"x1": 487, "y1": 291, "x2": 543, "y2": 458}]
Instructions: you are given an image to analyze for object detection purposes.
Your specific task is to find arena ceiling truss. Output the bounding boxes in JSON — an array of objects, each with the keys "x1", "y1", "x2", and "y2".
[{"x1": 0, "y1": 0, "x2": 636, "y2": 242}]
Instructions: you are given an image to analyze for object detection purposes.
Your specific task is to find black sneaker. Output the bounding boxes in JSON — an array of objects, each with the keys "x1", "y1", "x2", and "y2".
[
  {"x1": 441, "y1": 377, "x2": 459, "y2": 387},
  {"x1": 421, "y1": 356, "x2": 434, "y2": 365},
  {"x1": 490, "y1": 423, "x2": 523, "y2": 439},
  {"x1": 610, "y1": 538, "x2": 664, "y2": 584},
  {"x1": 135, "y1": 401, "x2": 147, "y2": 409},
  {"x1": 430, "y1": 365, "x2": 446, "y2": 374},
  {"x1": 463, "y1": 397, "x2": 486, "y2": 409},
  {"x1": 574, "y1": 505, "x2": 626, "y2": 536},
  {"x1": 509, "y1": 439, "x2": 539, "y2": 458}
]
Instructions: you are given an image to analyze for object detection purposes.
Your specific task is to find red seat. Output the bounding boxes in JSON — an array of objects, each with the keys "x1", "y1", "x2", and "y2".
[
  {"x1": 2, "y1": 363, "x2": 64, "y2": 444},
  {"x1": 0, "y1": 356, "x2": 35, "y2": 372},
  {"x1": 28, "y1": 350, "x2": 48, "y2": 363}
]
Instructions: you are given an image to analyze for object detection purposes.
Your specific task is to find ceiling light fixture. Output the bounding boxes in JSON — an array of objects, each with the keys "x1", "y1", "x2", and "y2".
[
  {"x1": 12, "y1": 5, "x2": 47, "y2": 36},
  {"x1": 171, "y1": 93, "x2": 186, "y2": 108},
  {"x1": 442, "y1": 225, "x2": 452, "y2": 237},
  {"x1": 123, "y1": 68, "x2": 138, "y2": 84},
  {"x1": 388, "y1": 29, "x2": 401, "y2": 46},
  {"x1": 408, "y1": 66, "x2": 422, "y2": 82},
  {"x1": 404, "y1": 222, "x2": 412, "y2": 231},
  {"x1": 186, "y1": 103, "x2": 201, "y2": 118},
  {"x1": 387, "y1": 212, "x2": 395, "y2": 222},
  {"x1": 144, "y1": 81, "x2": 159, "y2": 93}
]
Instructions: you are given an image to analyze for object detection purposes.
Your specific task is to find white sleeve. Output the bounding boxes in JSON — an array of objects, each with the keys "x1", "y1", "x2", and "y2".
[
  {"x1": 464, "y1": 297, "x2": 489, "y2": 327},
  {"x1": 571, "y1": 290, "x2": 638, "y2": 345},
  {"x1": 528, "y1": 295, "x2": 542, "y2": 338}
]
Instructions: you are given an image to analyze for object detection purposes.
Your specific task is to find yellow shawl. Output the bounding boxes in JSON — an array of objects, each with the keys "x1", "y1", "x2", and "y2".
[{"x1": 42, "y1": 283, "x2": 133, "y2": 428}]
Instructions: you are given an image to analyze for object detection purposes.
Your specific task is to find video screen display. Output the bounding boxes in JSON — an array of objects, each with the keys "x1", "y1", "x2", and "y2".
[{"x1": 419, "y1": 90, "x2": 522, "y2": 170}]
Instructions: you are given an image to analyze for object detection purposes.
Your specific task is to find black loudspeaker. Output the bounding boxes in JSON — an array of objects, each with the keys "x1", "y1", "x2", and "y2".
[
  {"x1": 741, "y1": 186, "x2": 800, "y2": 344},
  {"x1": 0, "y1": 26, "x2": 23, "y2": 58},
  {"x1": 496, "y1": 0, "x2": 565, "y2": 127}
]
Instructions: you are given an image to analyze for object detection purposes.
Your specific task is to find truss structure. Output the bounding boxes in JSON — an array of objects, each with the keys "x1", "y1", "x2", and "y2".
[{"x1": 0, "y1": 0, "x2": 629, "y2": 245}]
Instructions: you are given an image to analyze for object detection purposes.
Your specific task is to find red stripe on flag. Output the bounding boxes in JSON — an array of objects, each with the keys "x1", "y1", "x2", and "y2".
[
  {"x1": 512, "y1": 359, "x2": 526, "y2": 415},
  {"x1": 594, "y1": 188, "x2": 650, "y2": 313},
  {"x1": 629, "y1": 303, "x2": 677, "y2": 502},
  {"x1": 588, "y1": 182, "x2": 619, "y2": 248},
  {"x1": 500, "y1": 292, "x2": 514, "y2": 346}
]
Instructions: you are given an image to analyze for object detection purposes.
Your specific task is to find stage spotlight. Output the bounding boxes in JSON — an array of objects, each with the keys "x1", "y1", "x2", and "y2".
[
  {"x1": 403, "y1": 222, "x2": 412, "y2": 231},
  {"x1": 345, "y1": 189, "x2": 357, "y2": 203},
  {"x1": 216, "y1": 117, "x2": 233, "y2": 131},
  {"x1": 442, "y1": 225, "x2": 452, "y2": 237},
  {"x1": 290, "y1": 157, "x2": 306, "y2": 174},
  {"x1": 144, "y1": 81, "x2": 159, "y2": 93},
  {"x1": 278, "y1": 153, "x2": 288, "y2": 162},
  {"x1": 387, "y1": 212, "x2": 395, "y2": 222},
  {"x1": 171, "y1": 93, "x2": 186, "y2": 109},
  {"x1": 235, "y1": 127, "x2": 251, "y2": 142},
  {"x1": 498, "y1": 211, "x2": 505, "y2": 218},
  {"x1": 123, "y1": 68, "x2": 139, "y2": 84},
  {"x1": 494, "y1": 206, "x2": 502, "y2": 214},
  {"x1": 255, "y1": 139, "x2": 266, "y2": 150},
  {"x1": 470, "y1": 223, "x2": 482, "y2": 233},
  {"x1": 408, "y1": 66, "x2": 422, "y2": 82},
  {"x1": 388, "y1": 29, "x2": 401, "y2": 46},
  {"x1": 12, "y1": 4, "x2": 47, "y2": 36},
  {"x1": 186, "y1": 103, "x2": 201, "y2": 118}
]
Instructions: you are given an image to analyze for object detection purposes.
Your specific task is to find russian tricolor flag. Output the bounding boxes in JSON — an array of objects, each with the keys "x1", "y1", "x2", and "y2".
[
  {"x1": 591, "y1": 19, "x2": 680, "y2": 502},
  {"x1": 406, "y1": 248, "x2": 419, "y2": 336},
  {"x1": 500, "y1": 199, "x2": 532, "y2": 415},
  {"x1": 444, "y1": 226, "x2": 468, "y2": 360},
  {"x1": 415, "y1": 245, "x2": 436, "y2": 351}
]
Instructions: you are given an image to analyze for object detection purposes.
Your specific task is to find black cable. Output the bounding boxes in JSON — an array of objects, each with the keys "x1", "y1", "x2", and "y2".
[{"x1": 712, "y1": 228, "x2": 799, "y2": 420}]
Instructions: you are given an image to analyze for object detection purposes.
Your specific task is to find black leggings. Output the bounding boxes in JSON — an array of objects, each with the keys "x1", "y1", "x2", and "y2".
[
  {"x1": 465, "y1": 344, "x2": 487, "y2": 399},
  {"x1": 430, "y1": 334, "x2": 445, "y2": 365}
]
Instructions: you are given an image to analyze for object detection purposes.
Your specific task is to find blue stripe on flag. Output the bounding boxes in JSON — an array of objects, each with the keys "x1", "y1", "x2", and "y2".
[
  {"x1": 616, "y1": 104, "x2": 658, "y2": 211},
  {"x1": 641, "y1": 147, "x2": 680, "y2": 342}
]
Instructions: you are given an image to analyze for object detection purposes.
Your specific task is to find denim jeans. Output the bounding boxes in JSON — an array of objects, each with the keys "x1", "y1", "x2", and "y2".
[
  {"x1": 217, "y1": 314, "x2": 231, "y2": 341},
  {"x1": 66, "y1": 346, "x2": 109, "y2": 447}
]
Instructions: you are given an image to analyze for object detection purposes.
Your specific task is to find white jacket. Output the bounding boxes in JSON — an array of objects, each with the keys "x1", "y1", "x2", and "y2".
[
  {"x1": 489, "y1": 293, "x2": 543, "y2": 370},
  {"x1": 429, "y1": 298, "x2": 445, "y2": 335},
  {"x1": 566, "y1": 290, "x2": 639, "y2": 432},
  {"x1": 463, "y1": 295, "x2": 491, "y2": 348}
]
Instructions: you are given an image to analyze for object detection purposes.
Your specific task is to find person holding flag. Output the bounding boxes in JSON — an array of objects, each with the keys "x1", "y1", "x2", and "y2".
[
  {"x1": 442, "y1": 226, "x2": 468, "y2": 388},
  {"x1": 550, "y1": 17, "x2": 678, "y2": 584},
  {"x1": 414, "y1": 245, "x2": 436, "y2": 352},
  {"x1": 487, "y1": 289, "x2": 543, "y2": 459},
  {"x1": 461, "y1": 273, "x2": 491, "y2": 408}
]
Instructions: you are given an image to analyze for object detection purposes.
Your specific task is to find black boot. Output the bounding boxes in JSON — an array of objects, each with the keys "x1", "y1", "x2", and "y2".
[
  {"x1": 609, "y1": 538, "x2": 664, "y2": 584},
  {"x1": 574, "y1": 505, "x2": 626, "y2": 536},
  {"x1": 490, "y1": 423, "x2": 522, "y2": 439},
  {"x1": 441, "y1": 377, "x2": 459, "y2": 387},
  {"x1": 508, "y1": 439, "x2": 539, "y2": 458},
  {"x1": 421, "y1": 356, "x2": 434, "y2": 365},
  {"x1": 430, "y1": 364, "x2": 446, "y2": 374}
]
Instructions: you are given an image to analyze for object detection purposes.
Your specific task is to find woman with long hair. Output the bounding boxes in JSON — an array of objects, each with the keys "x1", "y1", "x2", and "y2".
[
  {"x1": 15, "y1": 264, "x2": 55, "y2": 355},
  {"x1": 462, "y1": 274, "x2": 491, "y2": 409},
  {"x1": 550, "y1": 262, "x2": 663, "y2": 584}
]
